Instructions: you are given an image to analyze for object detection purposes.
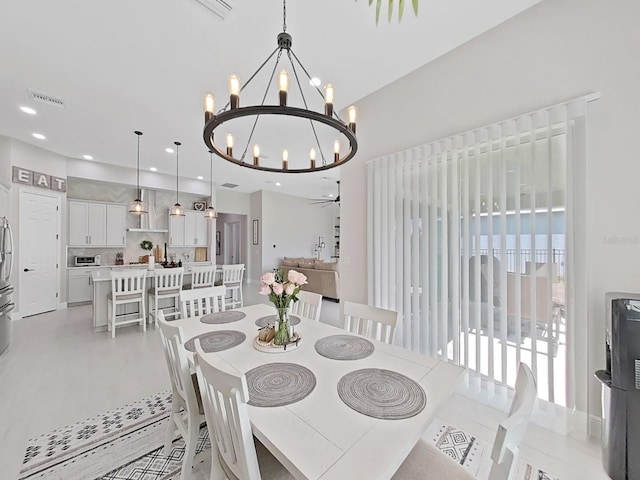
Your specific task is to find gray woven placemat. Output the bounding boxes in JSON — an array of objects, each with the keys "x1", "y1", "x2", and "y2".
[
  {"x1": 315, "y1": 335, "x2": 375, "y2": 361},
  {"x1": 184, "y1": 330, "x2": 246, "y2": 353},
  {"x1": 255, "y1": 315, "x2": 301, "y2": 327},
  {"x1": 200, "y1": 311, "x2": 246, "y2": 324},
  {"x1": 246, "y1": 363, "x2": 316, "y2": 407},
  {"x1": 337, "y1": 368, "x2": 426, "y2": 420}
]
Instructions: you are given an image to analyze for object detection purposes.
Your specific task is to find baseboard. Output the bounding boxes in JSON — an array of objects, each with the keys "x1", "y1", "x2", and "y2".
[
  {"x1": 11, "y1": 311, "x2": 22, "y2": 320},
  {"x1": 588, "y1": 413, "x2": 603, "y2": 441},
  {"x1": 58, "y1": 302, "x2": 68, "y2": 310}
]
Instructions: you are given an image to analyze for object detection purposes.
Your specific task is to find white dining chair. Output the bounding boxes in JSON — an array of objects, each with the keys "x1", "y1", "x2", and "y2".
[
  {"x1": 343, "y1": 301, "x2": 398, "y2": 344},
  {"x1": 157, "y1": 311, "x2": 206, "y2": 480},
  {"x1": 107, "y1": 269, "x2": 147, "y2": 338},
  {"x1": 289, "y1": 290, "x2": 322, "y2": 322},
  {"x1": 392, "y1": 363, "x2": 537, "y2": 480},
  {"x1": 184, "y1": 265, "x2": 217, "y2": 290},
  {"x1": 148, "y1": 267, "x2": 184, "y2": 326},
  {"x1": 193, "y1": 341, "x2": 295, "y2": 480},
  {"x1": 222, "y1": 264, "x2": 244, "y2": 309},
  {"x1": 180, "y1": 285, "x2": 226, "y2": 320}
]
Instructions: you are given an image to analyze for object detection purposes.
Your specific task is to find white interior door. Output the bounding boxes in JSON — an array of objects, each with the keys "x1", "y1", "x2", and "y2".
[
  {"x1": 224, "y1": 221, "x2": 241, "y2": 264},
  {"x1": 20, "y1": 190, "x2": 60, "y2": 317}
]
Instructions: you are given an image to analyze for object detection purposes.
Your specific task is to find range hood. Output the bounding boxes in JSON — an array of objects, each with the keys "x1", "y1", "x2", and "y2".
[{"x1": 127, "y1": 189, "x2": 169, "y2": 233}]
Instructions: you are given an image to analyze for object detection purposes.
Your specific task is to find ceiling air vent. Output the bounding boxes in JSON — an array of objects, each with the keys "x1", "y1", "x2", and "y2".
[
  {"x1": 191, "y1": 0, "x2": 233, "y2": 19},
  {"x1": 221, "y1": 183, "x2": 239, "y2": 189},
  {"x1": 28, "y1": 89, "x2": 65, "y2": 108}
]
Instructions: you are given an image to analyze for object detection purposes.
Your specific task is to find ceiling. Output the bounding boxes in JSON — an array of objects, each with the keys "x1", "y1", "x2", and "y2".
[{"x1": 0, "y1": 0, "x2": 540, "y2": 200}]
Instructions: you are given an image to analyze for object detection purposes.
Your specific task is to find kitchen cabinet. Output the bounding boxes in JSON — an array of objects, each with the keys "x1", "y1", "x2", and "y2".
[
  {"x1": 68, "y1": 201, "x2": 126, "y2": 247},
  {"x1": 168, "y1": 210, "x2": 208, "y2": 247},
  {"x1": 68, "y1": 268, "x2": 94, "y2": 304}
]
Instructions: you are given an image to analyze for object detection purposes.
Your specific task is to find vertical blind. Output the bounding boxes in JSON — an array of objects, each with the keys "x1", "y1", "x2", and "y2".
[{"x1": 367, "y1": 98, "x2": 589, "y2": 406}]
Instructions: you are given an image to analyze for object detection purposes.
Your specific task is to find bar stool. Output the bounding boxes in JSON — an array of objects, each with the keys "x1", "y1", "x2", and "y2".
[
  {"x1": 107, "y1": 269, "x2": 147, "y2": 338},
  {"x1": 148, "y1": 267, "x2": 184, "y2": 326},
  {"x1": 222, "y1": 264, "x2": 244, "y2": 309},
  {"x1": 183, "y1": 265, "x2": 216, "y2": 290}
]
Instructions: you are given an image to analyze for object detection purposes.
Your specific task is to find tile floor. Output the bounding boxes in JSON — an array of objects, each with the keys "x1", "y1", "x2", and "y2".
[{"x1": 0, "y1": 286, "x2": 608, "y2": 480}]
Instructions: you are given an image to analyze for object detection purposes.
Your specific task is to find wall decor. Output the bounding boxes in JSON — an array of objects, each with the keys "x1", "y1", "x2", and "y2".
[
  {"x1": 12, "y1": 166, "x2": 66, "y2": 192},
  {"x1": 192, "y1": 201, "x2": 206, "y2": 211},
  {"x1": 253, "y1": 219, "x2": 259, "y2": 245},
  {"x1": 216, "y1": 231, "x2": 221, "y2": 255}
]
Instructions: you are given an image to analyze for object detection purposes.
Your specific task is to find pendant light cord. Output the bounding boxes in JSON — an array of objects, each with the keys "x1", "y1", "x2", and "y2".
[
  {"x1": 210, "y1": 151, "x2": 214, "y2": 198},
  {"x1": 135, "y1": 131, "x2": 142, "y2": 198},
  {"x1": 175, "y1": 142, "x2": 180, "y2": 204}
]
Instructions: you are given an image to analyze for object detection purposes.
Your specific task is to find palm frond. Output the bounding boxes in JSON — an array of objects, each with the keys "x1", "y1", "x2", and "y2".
[{"x1": 358, "y1": 0, "x2": 419, "y2": 23}]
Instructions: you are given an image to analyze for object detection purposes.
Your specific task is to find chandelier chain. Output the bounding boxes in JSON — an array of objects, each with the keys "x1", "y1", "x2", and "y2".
[
  {"x1": 287, "y1": 50, "x2": 327, "y2": 165},
  {"x1": 282, "y1": 0, "x2": 287, "y2": 32},
  {"x1": 240, "y1": 49, "x2": 284, "y2": 162}
]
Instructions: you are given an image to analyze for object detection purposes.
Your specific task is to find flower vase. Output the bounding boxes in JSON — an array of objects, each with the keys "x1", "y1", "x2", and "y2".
[{"x1": 273, "y1": 307, "x2": 291, "y2": 346}]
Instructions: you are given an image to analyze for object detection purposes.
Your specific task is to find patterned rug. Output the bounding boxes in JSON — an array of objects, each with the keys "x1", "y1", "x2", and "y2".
[
  {"x1": 426, "y1": 420, "x2": 560, "y2": 480},
  {"x1": 19, "y1": 391, "x2": 211, "y2": 480}
]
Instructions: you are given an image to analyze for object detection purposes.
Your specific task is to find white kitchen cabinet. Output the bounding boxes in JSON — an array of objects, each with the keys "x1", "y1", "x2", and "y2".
[
  {"x1": 68, "y1": 268, "x2": 94, "y2": 303},
  {"x1": 68, "y1": 201, "x2": 125, "y2": 247},
  {"x1": 106, "y1": 204, "x2": 126, "y2": 246},
  {"x1": 168, "y1": 210, "x2": 208, "y2": 246}
]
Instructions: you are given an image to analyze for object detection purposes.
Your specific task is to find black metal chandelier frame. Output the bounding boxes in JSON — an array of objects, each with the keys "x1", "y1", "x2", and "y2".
[{"x1": 202, "y1": 1, "x2": 358, "y2": 173}]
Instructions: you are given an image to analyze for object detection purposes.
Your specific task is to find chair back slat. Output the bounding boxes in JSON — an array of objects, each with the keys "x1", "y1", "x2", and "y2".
[
  {"x1": 488, "y1": 362, "x2": 537, "y2": 480},
  {"x1": 154, "y1": 267, "x2": 184, "y2": 291},
  {"x1": 111, "y1": 269, "x2": 146, "y2": 296},
  {"x1": 191, "y1": 265, "x2": 217, "y2": 289},
  {"x1": 222, "y1": 264, "x2": 245, "y2": 284},
  {"x1": 180, "y1": 285, "x2": 226, "y2": 319},
  {"x1": 194, "y1": 342, "x2": 261, "y2": 480},
  {"x1": 157, "y1": 311, "x2": 200, "y2": 414},
  {"x1": 343, "y1": 301, "x2": 397, "y2": 344},
  {"x1": 290, "y1": 290, "x2": 323, "y2": 322}
]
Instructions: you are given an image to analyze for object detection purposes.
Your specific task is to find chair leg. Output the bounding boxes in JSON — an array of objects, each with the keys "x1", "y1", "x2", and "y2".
[
  {"x1": 111, "y1": 301, "x2": 116, "y2": 339},
  {"x1": 141, "y1": 298, "x2": 146, "y2": 332},
  {"x1": 181, "y1": 416, "x2": 200, "y2": 479},
  {"x1": 163, "y1": 407, "x2": 179, "y2": 456},
  {"x1": 238, "y1": 284, "x2": 243, "y2": 308}
]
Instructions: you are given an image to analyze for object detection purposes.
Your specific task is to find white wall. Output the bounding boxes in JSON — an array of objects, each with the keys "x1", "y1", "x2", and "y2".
[
  {"x1": 260, "y1": 190, "x2": 335, "y2": 273},
  {"x1": 341, "y1": 0, "x2": 640, "y2": 423},
  {"x1": 0, "y1": 136, "x2": 11, "y2": 188}
]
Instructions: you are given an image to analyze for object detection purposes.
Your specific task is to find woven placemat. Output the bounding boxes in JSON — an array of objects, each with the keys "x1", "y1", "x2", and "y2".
[
  {"x1": 315, "y1": 335, "x2": 375, "y2": 361},
  {"x1": 255, "y1": 315, "x2": 301, "y2": 327},
  {"x1": 337, "y1": 368, "x2": 426, "y2": 420},
  {"x1": 246, "y1": 363, "x2": 316, "y2": 407},
  {"x1": 184, "y1": 330, "x2": 246, "y2": 353},
  {"x1": 200, "y1": 311, "x2": 246, "y2": 324}
]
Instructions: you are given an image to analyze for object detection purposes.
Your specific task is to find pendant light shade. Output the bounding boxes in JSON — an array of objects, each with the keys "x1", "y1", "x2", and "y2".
[
  {"x1": 170, "y1": 141, "x2": 184, "y2": 216},
  {"x1": 205, "y1": 151, "x2": 217, "y2": 219},
  {"x1": 129, "y1": 131, "x2": 148, "y2": 215}
]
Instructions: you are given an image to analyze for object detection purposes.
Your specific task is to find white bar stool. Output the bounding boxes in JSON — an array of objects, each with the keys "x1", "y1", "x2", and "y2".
[
  {"x1": 107, "y1": 269, "x2": 147, "y2": 338},
  {"x1": 222, "y1": 264, "x2": 244, "y2": 309},
  {"x1": 183, "y1": 265, "x2": 216, "y2": 290},
  {"x1": 148, "y1": 267, "x2": 184, "y2": 326}
]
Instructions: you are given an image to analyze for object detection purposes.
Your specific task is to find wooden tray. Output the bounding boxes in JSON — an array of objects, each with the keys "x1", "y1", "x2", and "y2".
[{"x1": 253, "y1": 334, "x2": 302, "y2": 353}]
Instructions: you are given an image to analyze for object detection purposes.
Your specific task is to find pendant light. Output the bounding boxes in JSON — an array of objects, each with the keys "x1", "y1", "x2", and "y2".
[
  {"x1": 169, "y1": 141, "x2": 184, "y2": 216},
  {"x1": 205, "y1": 151, "x2": 218, "y2": 219},
  {"x1": 128, "y1": 131, "x2": 147, "y2": 214}
]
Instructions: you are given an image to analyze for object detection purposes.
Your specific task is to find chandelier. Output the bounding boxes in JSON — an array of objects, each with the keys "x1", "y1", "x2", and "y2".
[{"x1": 202, "y1": 0, "x2": 358, "y2": 173}]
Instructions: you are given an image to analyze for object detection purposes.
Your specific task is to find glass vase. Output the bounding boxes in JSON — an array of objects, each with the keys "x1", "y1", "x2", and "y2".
[{"x1": 273, "y1": 307, "x2": 291, "y2": 346}]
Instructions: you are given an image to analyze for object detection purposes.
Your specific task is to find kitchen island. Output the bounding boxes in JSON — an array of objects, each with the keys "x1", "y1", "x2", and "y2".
[{"x1": 91, "y1": 265, "x2": 213, "y2": 331}]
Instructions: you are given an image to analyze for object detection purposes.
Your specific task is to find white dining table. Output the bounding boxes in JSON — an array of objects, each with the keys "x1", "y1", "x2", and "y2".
[{"x1": 175, "y1": 303, "x2": 464, "y2": 480}]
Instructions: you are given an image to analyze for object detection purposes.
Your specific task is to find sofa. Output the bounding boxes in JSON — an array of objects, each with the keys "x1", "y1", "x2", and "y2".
[{"x1": 280, "y1": 257, "x2": 340, "y2": 301}]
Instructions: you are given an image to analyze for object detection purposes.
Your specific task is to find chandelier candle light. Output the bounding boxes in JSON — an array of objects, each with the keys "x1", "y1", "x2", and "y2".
[
  {"x1": 202, "y1": 0, "x2": 358, "y2": 173},
  {"x1": 259, "y1": 269, "x2": 307, "y2": 346}
]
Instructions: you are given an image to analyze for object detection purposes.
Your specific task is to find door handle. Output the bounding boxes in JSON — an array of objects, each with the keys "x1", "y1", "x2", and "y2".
[{"x1": 24, "y1": 268, "x2": 34, "y2": 272}]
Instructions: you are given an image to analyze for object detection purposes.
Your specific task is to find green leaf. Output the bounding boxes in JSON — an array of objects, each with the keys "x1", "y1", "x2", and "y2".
[
  {"x1": 368, "y1": 0, "x2": 374, "y2": 4},
  {"x1": 388, "y1": 0, "x2": 393, "y2": 22},
  {"x1": 375, "y1": 0, "x2": 382, "y2": 23},
  {"x1": 412, "y1": 0, "x2": 418, "y2": 15},
  {"x1": 398, "y1": 0, "x2": 405, "y2": 21}
]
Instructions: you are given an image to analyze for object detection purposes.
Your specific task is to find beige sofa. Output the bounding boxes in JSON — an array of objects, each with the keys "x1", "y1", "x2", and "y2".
[{"x1": 280, "y1": 257, "x2": 339, "y2": 301}]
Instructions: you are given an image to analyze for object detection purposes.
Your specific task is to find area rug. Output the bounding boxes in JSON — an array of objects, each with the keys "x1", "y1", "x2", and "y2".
[
  {"x1": 425, "y1": 419, "x2": 560, "y2": 480},
  {"x1": 19, "y1": 390, "x2": 210, "y2": 480}
]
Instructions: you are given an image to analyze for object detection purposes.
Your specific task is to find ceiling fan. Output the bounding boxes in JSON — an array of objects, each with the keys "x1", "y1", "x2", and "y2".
[{"x1": 309, "y1": 181, "x2": 340, "y2": 207}]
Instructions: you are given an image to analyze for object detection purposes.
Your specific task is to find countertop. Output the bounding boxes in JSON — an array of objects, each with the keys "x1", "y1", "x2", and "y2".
[{"x1": 90, "y1": 264, "x2": 214, "y2": 282}]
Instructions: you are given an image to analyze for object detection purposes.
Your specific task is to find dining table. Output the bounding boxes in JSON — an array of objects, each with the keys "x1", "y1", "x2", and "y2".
[{"x1": 174, "y1": 302, "x2": 464, "y2": 480}]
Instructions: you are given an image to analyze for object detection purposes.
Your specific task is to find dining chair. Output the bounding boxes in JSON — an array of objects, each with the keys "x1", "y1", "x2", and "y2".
[
  {"x1": 392, "y1": 363, "x2": 537, "y2": 480},
  {"x1": 193, "y1": 341, "x2": 295, "y2": 480},
  {"x1": 157, "y1": 311, "x2": 206, "y2": 480},
  {"x1": 107, "y1": 269, "x2": 147, "y2": 339},
  {"x1": 184, "y1": 265, "x2": 217, "y2": 290},
  {"x1": 222, "y1": 264, "x2": 244, "y2": 309},
  {"x1": 148, "y1": 267, "x2": 184, "y2": 326},
  {"x1": 343, "y1": 301, "x2": 398, "y2": 344},
  {"x1": 180, "y1": 285, "x2": 226, "y2": 320},
  {"x1": 289, "y1": 290, "x2": 322, "y2": 322}
]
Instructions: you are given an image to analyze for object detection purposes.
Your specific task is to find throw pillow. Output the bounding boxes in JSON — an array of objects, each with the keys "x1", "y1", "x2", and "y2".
[
  {"x1": 303, "y1": 257, "x2": 317, "y2": 264},
  {"x1": 298, "y1": 262, "x2": 315, "y2": 269},
  {"x1": 282, "y1": 259, "x2": 298, "y2": 267},
  {"x1": 315, "y1": 261, "x2": 339, "y2": 272}
]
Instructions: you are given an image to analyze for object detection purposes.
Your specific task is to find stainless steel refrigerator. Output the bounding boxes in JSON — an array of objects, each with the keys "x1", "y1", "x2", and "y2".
[{"x1": 0, "y1": 216, "x2": 14, "y2": 355}]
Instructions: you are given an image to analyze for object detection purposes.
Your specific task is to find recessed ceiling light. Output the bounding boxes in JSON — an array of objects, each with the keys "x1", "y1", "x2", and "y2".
[
  {"x1": 197, "y1": 176, "x2": 204, "y2": 180},
  {"x1": 83, "y1": 154, "x2": 93, "y2": 160},
  {"x1": 165, "y1": 148, "x2": 174, "y2": 154},
  {"x1": 309, "y1": 77, "x2": 321, "y2": 87},
  {"x1": 32, "y1": 133, "x2": 46, "y2": 140},
  {"x1": 20, "y1": 106, "x2": 37, "y2": 115},
  {"x1": 275, "y1": 182, "x2": 281, "y2": 187},
  {"x1": 149, "y1": 167, "x2": 158, "y2": 172}
]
